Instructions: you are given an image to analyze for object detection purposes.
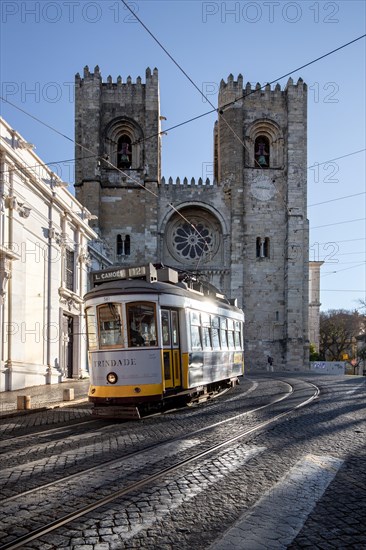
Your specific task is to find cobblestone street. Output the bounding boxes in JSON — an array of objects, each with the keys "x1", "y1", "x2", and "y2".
[{"x1": 0, "y1": 374, "x2": 365, "y2": 549}]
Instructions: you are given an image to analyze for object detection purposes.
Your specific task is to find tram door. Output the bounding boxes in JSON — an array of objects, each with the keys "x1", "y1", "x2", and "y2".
[{"x1": 161, "y1": 309, "x2": 181, "y2": 389}]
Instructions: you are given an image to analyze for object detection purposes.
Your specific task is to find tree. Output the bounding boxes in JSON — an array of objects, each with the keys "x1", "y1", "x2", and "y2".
[
  {"x1": 309, "y1": 343, "x2": 320, "y2": 361},
  {"x1": 319, "y1": 309, "x2": 365, "y2": 362}
]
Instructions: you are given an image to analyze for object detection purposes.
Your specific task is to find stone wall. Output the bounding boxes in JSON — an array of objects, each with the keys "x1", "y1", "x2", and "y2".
[{"x1": 74, "y1": 68, "x2": 310, "y2": 372}]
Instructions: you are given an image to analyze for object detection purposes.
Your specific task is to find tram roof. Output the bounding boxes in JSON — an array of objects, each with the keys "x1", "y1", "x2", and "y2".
[{"x1": 84, "y1": 279, "x2": 243, "y2": 315}]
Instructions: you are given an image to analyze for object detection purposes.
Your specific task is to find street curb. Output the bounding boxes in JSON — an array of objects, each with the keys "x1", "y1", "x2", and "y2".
[{"x1": 0, "y1": 398, "x2": 90, "y2": 420}]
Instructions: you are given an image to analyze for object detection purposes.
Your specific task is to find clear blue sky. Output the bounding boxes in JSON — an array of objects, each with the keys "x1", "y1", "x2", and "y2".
[{"x1": 1, "y1": 0, "x2": 365, "y2": 312}]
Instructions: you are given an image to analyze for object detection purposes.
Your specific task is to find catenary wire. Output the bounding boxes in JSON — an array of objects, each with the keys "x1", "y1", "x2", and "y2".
[
  {"x1": 312, "y1": 218, "x2": 366, "y2": 230},
  {"x1": 1, "y1": 34, "x2": 363, "y2": 156},
  {"x1": 307, "y1": 149, "x2": 366, "y2": 170},
  {"x1": 118, "y1": 4, "x2": 365, "y2": 294},
  {"x1": 1, "y1": 147, "x2": 364, "y2": 180},
  {"x1": 119, "y1": 0, "x2": 276, "y2": 269},
  {"x1": 1, "y1": 31, "x2": 364, "y2": 277},
  {"x1": 0, "y1": 111, "x2": 215, "y2": 263},
  {"x1": 322, "y1": 262, "x2": 365, "y2": 276},
  {"x1": 111, "y1": 13, "x2": 365, "y2": 146},
  {"x1": 120, "y1": 1, "x2": 365, "y2": 227},
  {"x1": 2, "y1": 127, "x2": 364, "y2": 255},
  {"x1": 121, "y1": 0, "x2": 365, "y2": 233},
  {"x1": 3, "y1": 129, "x2": 365, "y2": 297},
  {"x1": 308, "y1": 192, "x2": 366, "y2": 208}
]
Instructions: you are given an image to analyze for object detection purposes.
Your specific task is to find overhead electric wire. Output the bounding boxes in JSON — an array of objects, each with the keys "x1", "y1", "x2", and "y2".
[
  {"x1": 120, "y1": 2, "x2": 271, "y2": 241},
  {"x1": 1, "y1": 21, "x2": 364, "y2": 287},
  {"x1": 322, "y1": 262, "x2": 366, "y2": 276},
  {"x1": 312, "y1": 218, "x2": 366, "y2": 230},
  {"x1": 0, "y1": 151, "x2": 96, "y2": 178},
  {"x1": 1, "y1": 107, "x2": 364, "y2": 244},
  {"x1": 308, "y1": 148, "x2": 366, "y2": 170},
  {"x1": 1, "y1": 32, "x2": 364, "y2": 156},
  {"x1": 0, "y1": 113, "x2": 213, "y2": 258},
  {"x1": 336, "y1": 251, "x2": 366, "y2": 256},
  {"x1": 314, "y1": 237, "x2": 365, "y2": 245},
  {"x1": 308, "y1": 192, "x2": 366, "y2": 208},
  {"x1": 1, "y1": 146, "x2": 364, "y2": 180},
  {"x1": 121, "y1": 0, "x2": 366, "y2": 271},
  {"x1": 3, "y1": 101, "x2": 360, "y2": 257},
  {"x1": 320, "y1": 289, "x2": 366, "y2": 292},
  {"x1": 117, "y1": 6, "x2": 366, "y2": 144}
]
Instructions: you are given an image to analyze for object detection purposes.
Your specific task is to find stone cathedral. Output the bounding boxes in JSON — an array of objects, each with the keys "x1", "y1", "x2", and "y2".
[{"x1": 74, "y1": 65, "x2": 309, "y2": 371}]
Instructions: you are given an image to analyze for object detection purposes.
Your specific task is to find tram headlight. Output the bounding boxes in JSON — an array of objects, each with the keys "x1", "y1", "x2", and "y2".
[{"x1": 106, "y1": 372, "x2": 118, "y2": 384}]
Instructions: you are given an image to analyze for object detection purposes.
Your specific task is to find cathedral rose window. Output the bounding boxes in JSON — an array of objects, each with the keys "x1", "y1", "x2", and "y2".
[
  {"x1": 165, "y1": 207, "x2": 222, "y2": 266},
  {"x1": 173, "y1": 222, "x2": 213, "y2": 260}
]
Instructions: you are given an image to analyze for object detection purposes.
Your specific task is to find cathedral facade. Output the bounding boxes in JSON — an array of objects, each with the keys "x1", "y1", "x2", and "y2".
[{"x1": 75, "y1": 66, "x2": 309, "y2": 371}]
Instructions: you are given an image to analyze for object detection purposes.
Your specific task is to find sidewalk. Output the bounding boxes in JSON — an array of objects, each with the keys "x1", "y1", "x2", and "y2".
[{"x1": 0, "y1": 379, "x2": 90, "y2": 418}]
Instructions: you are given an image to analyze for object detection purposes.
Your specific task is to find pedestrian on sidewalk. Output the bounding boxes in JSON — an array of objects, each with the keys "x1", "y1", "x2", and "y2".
[{"x1": 267, "y1": 355, "x2": 274, "y2": 372}]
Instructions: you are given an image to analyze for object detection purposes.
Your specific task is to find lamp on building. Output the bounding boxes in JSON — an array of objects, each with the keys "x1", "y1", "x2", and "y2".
[
  {"x1": 18, "y1": 204, "x2": 32, "y2": 218},
  {"x1": 5, "y1": 197, "x2": 32, "y2": 218}
]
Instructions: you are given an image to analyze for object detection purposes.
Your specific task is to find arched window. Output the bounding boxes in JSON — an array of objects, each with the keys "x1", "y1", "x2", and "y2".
[
  {"x1": 116, "y1": 234, "x2": 123, "y2": 256},
  {"x1": 254, "y1": 136, "x2": 270, "y2": 168},
  {"x1": 124, "y1": 235, "x2": 130, "y2": 256},
  {"x1": 104, "y1": 117, "x2": 144, "y2": 172},
  {"x1": 256, "y1": 237, "x2": 270, "y2": 258},
  {"x1": 256, "y1": 237, "x2": 262, "y2": 258},
  {"x1": 264, "y1": 237, "x2": 270, "y2": 257},
  {"x1": 117, "y1": 135, "x2": 132, "y2": 169},
  {"x1": 116, "y1": 234, "x2": 131, "y2": 257}
]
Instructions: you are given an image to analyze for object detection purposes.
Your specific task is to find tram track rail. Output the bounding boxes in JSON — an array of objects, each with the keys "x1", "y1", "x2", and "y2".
[
  {"x1": 0, "y1": 379, "x2": 290, "y2": 504},
  {"x1": 0, "y1": 379, "x2": 274, "y2": 477},
  {"x1": 0, "y1": 418, "x2": 104, "y2": 446},
  {"x1": 0, "y1": 379, "x2": 319, "y2": 550}
]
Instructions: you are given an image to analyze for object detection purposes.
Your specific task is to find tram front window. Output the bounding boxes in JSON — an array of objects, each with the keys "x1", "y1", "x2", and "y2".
[
  {"x1": 97, "y1": 303, "x2": 123, "y2": 348},
  {"x1": 127, "y1": 302, "x2": 157, "y2": 347}
]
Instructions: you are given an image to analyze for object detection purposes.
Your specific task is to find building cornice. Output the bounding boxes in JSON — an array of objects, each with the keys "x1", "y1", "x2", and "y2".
[{"x1": 0, "y1": 118, "x2": 98, "y2": 240}]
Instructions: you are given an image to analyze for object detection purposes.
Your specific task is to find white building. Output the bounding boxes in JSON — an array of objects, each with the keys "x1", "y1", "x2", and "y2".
[{"x1": 0, "y1": 117, "x2": 100, "y2": 391}]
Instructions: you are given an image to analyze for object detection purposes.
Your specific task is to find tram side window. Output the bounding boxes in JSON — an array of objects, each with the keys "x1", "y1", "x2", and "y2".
[
  {"x1": 220, "y1": 317, "x2": 228, "y2": 349},
  {"x1": 227, "y1": 319, "x2": 235, "y2": 349},
  {"x1": 127, "y1": 302, "x2": 156, "y2": 347},
  {"x1": 98, "y1": 303, "x2": 123, "y2": 348},
  {"x1": 211, "y1": 316, "x2": 221, "y2": 350},
  {"x1": 234, "y1": 321, "x2": 242, "y2": 349},
  {"x1": 85, "y1": 307, "x2": 98, "y2": 350},
  {"x1": 201, "y1": 312, "x2": 212, "y2": 350},
  {"x1": 161, "y1": 310, "x2": 171, "y2": 346},
  {"x1": 190, "y1": 311, "x2": 202, "y2": 351},
  {"x1": 171, "y1": 311, "x2": 179, "y2": 346}
]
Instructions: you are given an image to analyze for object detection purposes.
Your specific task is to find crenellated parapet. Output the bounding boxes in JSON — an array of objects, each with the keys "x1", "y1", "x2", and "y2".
[
  {"x1": 161, "y1": 177, "x2": 216, "y2": 186},
  {"x1": 219, "y1": 73, "x2": 244, "y2": 91},
  {"x1": 75, "y1": 66, "x2": 158, "y2": 95},
  {"x1": 218, "y1": 75, "x2": 306, "y2": 109},
  {"x1": 219, "y1": 74, "x2": 244, "y2": 108}
]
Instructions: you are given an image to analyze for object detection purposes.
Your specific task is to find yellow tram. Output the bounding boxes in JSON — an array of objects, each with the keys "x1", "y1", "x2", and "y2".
[{"x1": 84, "y1": 264, "x2": 245, "y2": 418}]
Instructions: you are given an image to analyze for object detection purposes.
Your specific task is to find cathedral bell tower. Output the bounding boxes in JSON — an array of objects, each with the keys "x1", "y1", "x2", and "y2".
[
  {"x1": 215, "y1": 75, "x2": 309, "y2": 370},
  {"x1": 75, "y1": 65, "x2": 161, "y2": 265}
]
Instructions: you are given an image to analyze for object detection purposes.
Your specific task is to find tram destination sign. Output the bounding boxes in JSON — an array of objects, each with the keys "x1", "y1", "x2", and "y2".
[{"x1": 92, "y1": 264, "x2": 157, "y2": 285}]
